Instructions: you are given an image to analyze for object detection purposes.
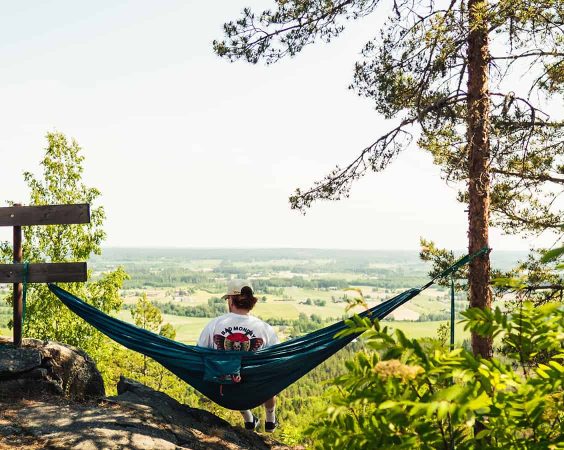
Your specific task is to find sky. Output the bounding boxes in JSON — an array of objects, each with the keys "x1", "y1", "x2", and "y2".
[{"x1": 0, "y1": 1, "x2": 556, "y2": 251}]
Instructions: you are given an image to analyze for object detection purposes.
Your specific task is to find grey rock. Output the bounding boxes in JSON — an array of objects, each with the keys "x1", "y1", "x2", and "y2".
[
  {"x1": 0, "y1": 426, "x2": 22, "y2": 436},
  {"x1": 1, "y1": 381, "x2": 296, "y2": 449},
  {"x1": 0, "y1": 337, "x2": 104, "y2": 401},
  {"x1": 0, "y1": 347, "x2": 42, "y2": 376}
]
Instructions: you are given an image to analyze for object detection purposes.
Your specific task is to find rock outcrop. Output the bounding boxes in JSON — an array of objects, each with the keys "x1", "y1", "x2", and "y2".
[
  {"x1": 0, "y1": 338, "x2": 297, "y2": 449},
  {"x1": 0, "y1": 337, "x2": 104, "y2": 402}
]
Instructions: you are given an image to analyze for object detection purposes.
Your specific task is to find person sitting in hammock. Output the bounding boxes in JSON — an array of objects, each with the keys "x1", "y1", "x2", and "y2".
[{"x1": 197, "y1": 279, "x2": 279, "y2": 432}]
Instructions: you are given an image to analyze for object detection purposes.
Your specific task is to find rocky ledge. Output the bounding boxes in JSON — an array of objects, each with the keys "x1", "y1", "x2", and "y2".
[
  {"x1": 0, "y1": 338, "x2": 297, "y2": 450},
  {"x1": 0, "y1": 337, "x2": 104, "y2": 402}
]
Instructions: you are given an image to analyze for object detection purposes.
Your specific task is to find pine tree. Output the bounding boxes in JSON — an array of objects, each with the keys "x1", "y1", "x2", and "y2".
[{"x1": 213, "y1": 0, "x2": 563, "y2": 357}]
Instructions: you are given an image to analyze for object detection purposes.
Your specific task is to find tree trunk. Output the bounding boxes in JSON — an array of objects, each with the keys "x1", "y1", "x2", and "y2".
[{"x1": 467, "y1": 0, "x2": 493, "y2": 359}]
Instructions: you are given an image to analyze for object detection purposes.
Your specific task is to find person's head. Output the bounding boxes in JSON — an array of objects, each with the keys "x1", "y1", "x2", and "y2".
[{"x1": 222, "y1": 279, "x2": 257, "y2": 312}]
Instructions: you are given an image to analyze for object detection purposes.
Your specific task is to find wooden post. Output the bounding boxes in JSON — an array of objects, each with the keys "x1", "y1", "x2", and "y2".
[
  {"x1": 0, "y1": 203, "x2": 90, "y2": 348},
  {"x1": 12, "y1": 204, "x2": 23, "y2": 347}
]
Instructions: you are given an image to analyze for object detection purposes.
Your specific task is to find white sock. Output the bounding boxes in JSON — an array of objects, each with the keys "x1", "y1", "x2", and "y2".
[
  {"x1": 240, "y1": 410, "x2": 253, "y2": 422},
  {"x1": 265, "y1": 407, "x2": 276, "y2": 423}
]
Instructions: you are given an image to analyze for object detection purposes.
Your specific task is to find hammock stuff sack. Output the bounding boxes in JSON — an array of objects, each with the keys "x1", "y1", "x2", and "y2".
[{"x1": 48, "y1": 248, "x2": 488, "y2": 410}]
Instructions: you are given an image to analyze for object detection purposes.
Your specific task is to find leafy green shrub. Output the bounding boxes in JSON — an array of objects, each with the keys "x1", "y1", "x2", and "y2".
[{"x1": 310, "y1": 302, "x2": 563, "y2": 449}]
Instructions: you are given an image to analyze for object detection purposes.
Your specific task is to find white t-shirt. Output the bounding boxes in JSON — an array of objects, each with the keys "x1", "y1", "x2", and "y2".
[{"x1": 197, "y1": 312, "x2": 279, "y2": 351}]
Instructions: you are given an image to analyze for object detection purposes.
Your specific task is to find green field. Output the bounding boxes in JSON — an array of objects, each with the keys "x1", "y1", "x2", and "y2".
[
  {"x1": 385, "y1": 320, "x2": 468, "y2": 343},
  {"x1": 115, "y1": 280, "x2": 462, "y2": 345},
  {"x1": 116, "y1": 310, "x2": 210, "y2": 344},
  {"x1": 116, "y1": 304, "x2": 467, "y2": 345},
  {"x1": 119, "y1": 283, "x2": 454, "y2": 324}
]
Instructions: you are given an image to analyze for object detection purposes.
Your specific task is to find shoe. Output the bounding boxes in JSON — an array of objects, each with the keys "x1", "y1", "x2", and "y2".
[
  {"x1": 244, "y1": 415, "x2": 260, "y2": 431},
  {"x1": 265, "y1": 421, "x2": 278, "y2": 432}
]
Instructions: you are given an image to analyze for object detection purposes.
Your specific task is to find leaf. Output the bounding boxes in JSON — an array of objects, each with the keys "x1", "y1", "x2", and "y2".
[
  {"x1": 491, "y1": 276, "x2": 527, "y2": 289},
  {"x1": 466, "y1": 391, "x2": 492, "y2": 412},
  {"x1": 437, "y1": 401, "x2": 450, "y2": 420},
  {"x1": 548, "y1": 361, "x2": 564, "y2": 373},
  {"x1": 433, "y1": 384, "x2": 465, "y2": 402},
  {"x1": 378, "y1": 400, "x2": 397, "y2": 409},
  {"x1": 475, "y1": 429, "x2": 490, "y2": 439}
]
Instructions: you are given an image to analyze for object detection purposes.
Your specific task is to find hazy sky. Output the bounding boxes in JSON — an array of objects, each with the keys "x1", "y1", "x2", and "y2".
[{"x1": 0, "y1": 1, "x2": 555, "y2": 251}]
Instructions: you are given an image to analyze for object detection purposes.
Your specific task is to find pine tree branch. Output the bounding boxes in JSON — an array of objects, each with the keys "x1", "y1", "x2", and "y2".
[
  {"x1": 491, "y1": 51, "x2": 564, "y2": 60},
  {"x1": 491, "y1": 169, "x2": 564, "y2": 184},
  {"x1": 290, "y1": 93, "x2": 466, "y2": 210}
]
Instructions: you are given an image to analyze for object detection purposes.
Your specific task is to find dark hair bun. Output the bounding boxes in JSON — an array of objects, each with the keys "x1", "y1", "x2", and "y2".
[
  {"x1": 232, "y1": 285, "x2": 257, "y2": 310},
  {"x1": 241, "y1": 285, "x2": 253, "y2": 296}
]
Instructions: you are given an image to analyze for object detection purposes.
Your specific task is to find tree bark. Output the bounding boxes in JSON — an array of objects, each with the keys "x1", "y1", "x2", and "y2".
[{"x1": 467, "y1": 0, "x2": 493, "y2": 359}]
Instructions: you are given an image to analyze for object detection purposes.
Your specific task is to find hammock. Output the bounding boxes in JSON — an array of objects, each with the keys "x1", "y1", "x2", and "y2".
[{"x1": 48, "y1": 248, "x2": 487, "y2": 410}]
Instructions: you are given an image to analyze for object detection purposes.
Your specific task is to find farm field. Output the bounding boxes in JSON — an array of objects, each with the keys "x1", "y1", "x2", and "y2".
[
  {"x1": 116, "y1": 310, "x2": 210, "y2": 343},
  {"x1": 120, "y1": 285, "x2": 454, "y2": 322},
  {"x1": 115, "y1": 309, "x2": 468, "y2": 345},
  {"x1": 385, "y1": 320, "x2": 468, "y2": 342}
]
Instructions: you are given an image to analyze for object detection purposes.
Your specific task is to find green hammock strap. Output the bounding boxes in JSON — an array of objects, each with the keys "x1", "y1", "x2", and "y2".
[
  {"x1": 22, "y1": 262, "x2": 29, "y2": 323},
  {"x1": 420, "y1": 246, "x2": 490, "y2": 290}
]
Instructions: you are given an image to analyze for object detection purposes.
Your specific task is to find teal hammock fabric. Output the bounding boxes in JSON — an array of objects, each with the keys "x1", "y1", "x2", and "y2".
[{"x1": 47, "y1": 248, "x2": 488, "y2": 410}]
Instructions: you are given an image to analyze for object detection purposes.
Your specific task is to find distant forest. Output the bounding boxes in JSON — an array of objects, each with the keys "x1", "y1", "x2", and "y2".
[{"x1": 90, "y1": 248, "x2": 526, "y2": 290}]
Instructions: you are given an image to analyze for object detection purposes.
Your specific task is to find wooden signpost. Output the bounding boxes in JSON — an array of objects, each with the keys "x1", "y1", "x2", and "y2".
[{"x1": 0, "y1": 203, "x2": 90, "y2": 347}]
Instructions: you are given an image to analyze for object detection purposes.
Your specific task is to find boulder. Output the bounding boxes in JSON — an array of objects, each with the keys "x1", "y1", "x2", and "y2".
[{"x1": 0, "y1": 337, "x2": 104, "y2": 401}]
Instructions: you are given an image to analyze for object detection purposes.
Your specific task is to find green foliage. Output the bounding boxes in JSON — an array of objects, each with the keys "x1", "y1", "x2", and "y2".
[
  {"x1": 119, "y1": 296, "x2": 183, "y2": 388},
  {"x1": 0, "y1": 305, "x2": 11, "y2": 329},
  {"x1": 131, "y1": 293, "x2": 163, "y2": 332},
  {"x1": 492, "y1": 247, "x2": 564, "y2": 308},
  {"x1": 419, "y1": 238, "x2": 461, "y2": 289},
  {"x1": 159, "y1": 322, "x2": 176, "y2": 340},
  {"x1": 0, "y1": 132, "x2": 128, "y2": 357},
  {"x1": 310, "y1": 303, "x2": 564, "y2": 449},
  {"x1": 268, "y1": 341, "x2": 368, "y2": 445},
  {"x1": 541, "y1": 245, "x2": 564, "y2": 265}
]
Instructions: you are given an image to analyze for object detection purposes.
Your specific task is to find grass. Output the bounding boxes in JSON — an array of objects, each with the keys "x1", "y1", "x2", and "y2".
[
  {"x1": 384, "y1": 320, "x2": 469, "y2": 343},
  {"x1": 161, "y1": 315, "x2": 210, "y2": 343},
  {"x1": 295, "y1": 303, "x2": 348, "y2": 319},
  {"x1": 254, "y1": 302, "x2": 301, "y2": 320},
  {"x1": 115, "y1": 310, "x2": 209, "y2": 344}
]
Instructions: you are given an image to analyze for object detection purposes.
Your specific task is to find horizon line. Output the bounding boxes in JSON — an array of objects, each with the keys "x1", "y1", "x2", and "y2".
[{"x1": 99, "y1": 246, "x2": 527, "y2": 253}]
